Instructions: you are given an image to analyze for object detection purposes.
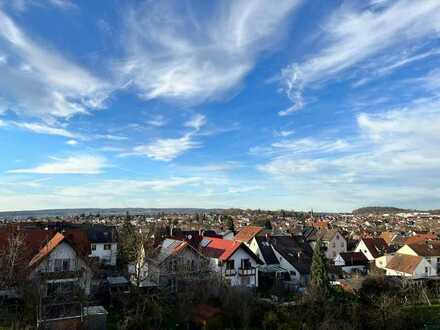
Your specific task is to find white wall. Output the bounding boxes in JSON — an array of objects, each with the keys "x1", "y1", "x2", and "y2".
[
  {"x1": 272, "y1": 248, "x2": 301, "y2": 284},
  {"x1": 30, "y1": 241, "x2": 92, "y2": 295},
  {"x1": 90, "y1": 242, "x2": 118, "y2": 266},
  {"x1": 210, "y1": 247, "x2": 259, "y2": 288},
  {"x1": 396, "y1": 245, "x2": 439, "y2": 276},
  {"x1": 325, "y1": 232, "x2": 347, "y2": 259},
  {"x1": 355, "y1": 240, "x2": 375, "y2": 261},
  {"x1": 385, "y1": 257, "x2": 433, "y2": 279}
]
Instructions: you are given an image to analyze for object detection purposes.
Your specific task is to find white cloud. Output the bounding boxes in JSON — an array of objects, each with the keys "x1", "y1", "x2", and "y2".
[
  {"x1": 147, "y1": 115, "x2": 167, "y2": 127},
  {"x1": 280, "y1": 0, "x2": 440, "y2": 114},
  {"x1": 258, "y1": 99, "x2": 440, "y2": 207},
  {"x1": 0, "y1": 9, "x2": 109, "y2": 120},
  {"x1": 118, "y1": 0, "x2": 300, "y2": 103},
  {"x1": 10, "y1": 121, "x2": 80, "y2": 139},
  {"x1": 128, "y1": 133, "x2": 200, "y2": 161},
  {"x1": 184, "y1": 114, "x2": 206, "y2": 131},
  {"x1": 274, "y1": 129, "x2": 295, "y2": 137},
  {"x1": 8, "y1": 155, "x2": 107, "y2": 174},
  {"x1": 66, "y1": 139, "x2": 78, "y2": 146}
]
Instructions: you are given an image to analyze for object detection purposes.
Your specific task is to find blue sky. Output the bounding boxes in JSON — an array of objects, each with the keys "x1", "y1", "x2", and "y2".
[{"x1": 0, "y1": 0, "x2": 440, "y2": 212}]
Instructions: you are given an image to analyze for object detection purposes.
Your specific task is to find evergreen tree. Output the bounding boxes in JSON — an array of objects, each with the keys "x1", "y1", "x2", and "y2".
[{"x1": 310, "y1": 239, "x2": 330, "y2": 295}]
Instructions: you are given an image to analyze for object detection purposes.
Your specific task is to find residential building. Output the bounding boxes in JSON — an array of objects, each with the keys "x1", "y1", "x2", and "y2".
[
  {"x1": 355, "y1": 238, "x2": 388, "y2": 261},
  {"x1": 384, "y1": 254, "x2": 433, "y2": 279},
  {"x1": 334, "y1": 252, "x2": 369, "y2": 273},
  {"x1": 200, "y1": 237, "x2": 261, "y2": 287},
  {"x1": 306, "y1": 229, "x2": 347, "y2": 259},
  {"x1": 88, "y1": 226, "x2": 118, "y2": 266},
  {"x1": 395, "y1": 241, "x2": 440, "y2": 276}
]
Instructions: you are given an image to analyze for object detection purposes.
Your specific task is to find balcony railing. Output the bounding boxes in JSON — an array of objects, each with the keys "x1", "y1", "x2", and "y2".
[
  {"x1": 39, "y1": 270, "x2": 82, "y2": 280},
  {"x1": 224, "y1": 268, "x2": 236, "y2": 276},
  {"x1": 238, "y1": 267, "x2": 256, "y2": 276}
]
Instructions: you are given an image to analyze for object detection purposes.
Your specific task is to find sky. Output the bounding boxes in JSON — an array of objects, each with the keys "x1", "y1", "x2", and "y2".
[{"x1": 0, "y1": 0, "x2": 440, "y2": 212}]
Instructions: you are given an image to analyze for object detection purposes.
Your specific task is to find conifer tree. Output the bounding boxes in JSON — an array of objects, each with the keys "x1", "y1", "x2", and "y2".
[{"x1": 310, "y1": 239, "x2": 330, "y2": 294}]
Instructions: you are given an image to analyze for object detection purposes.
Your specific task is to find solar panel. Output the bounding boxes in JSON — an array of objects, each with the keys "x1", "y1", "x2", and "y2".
[{"x1": 200, "y1": 238, "x2": 212, "y2": 247}]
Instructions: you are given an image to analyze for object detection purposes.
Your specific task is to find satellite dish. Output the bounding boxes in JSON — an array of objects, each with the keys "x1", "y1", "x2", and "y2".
[{"x1": 188, "y1": 234, "x2": 192, "y2": 240}]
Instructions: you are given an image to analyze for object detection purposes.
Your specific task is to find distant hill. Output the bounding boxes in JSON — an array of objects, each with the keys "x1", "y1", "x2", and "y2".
[
  {"x1": 354, "y1": 206, "x2": 440, "y2": 215},
  {"x1": 353, "y1": 207, "x2": 413, "y2": 215},
  {"x1": 0, "y1": 208, "x2": 225, "y2": 219}
]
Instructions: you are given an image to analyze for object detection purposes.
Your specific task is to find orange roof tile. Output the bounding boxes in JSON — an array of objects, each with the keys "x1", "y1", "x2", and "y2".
[
  {"x1": 386, "y1": 254, "x2": 423, "y2": 274},
  {"x1": 234, "y1": 226, "x2": 263, "y2": 243},
  {"x1": 28, "y1": 232, "x2": 65, "y2": 269}
]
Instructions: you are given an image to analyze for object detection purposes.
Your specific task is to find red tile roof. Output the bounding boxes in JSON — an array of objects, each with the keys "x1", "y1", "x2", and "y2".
[
  {"x1": 201, "y1": 237, "x2": 242, "y2": 261},
  {"x1": 234, "y1": 226, "x2": 263, "y2": 243},
  {"x1": 405, "y1": 234, "x2": 438, "y2": 245},
  {"x1": 361, "y1": 238, "x2": 388, "y2": 258}
]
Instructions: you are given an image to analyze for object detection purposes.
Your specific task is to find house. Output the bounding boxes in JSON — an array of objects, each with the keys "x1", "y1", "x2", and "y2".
[
  {"x1": 395, "y1": 241, "x2": 440, "y2": 276},
  {"x1": 130, "y1": 238, "x2": 206, "y2": 290},
  {"x1": 27, "y1": 232, "x2": 93, "y2": 325},
  {"x1": 268, "y1": 235, "x2": 313, "y2": 286},
  {"x1": 334, "y1": 252, "x2": 369, "y2": 273},
  {"x1": 355, "y1": 238, "x2": 388, "y2": 261},
  {"x1": 234, "y1": 226, "x2": 264, "y2": 244},
  {"x1": 88, "y1": 225, "x2": 118, "y2": 266},
  {"x1": 200, "y1": 237, "x2": 262, "y2": 287},
  {"x1": 404, "y1": 233, "x2": 438, "y2": 245},
  {"x1": 384, "y1": 254, "x2": 433, "y2": 279},
  {"x1": 306, "y1": 229, "x2": 347, "y2": 259}
]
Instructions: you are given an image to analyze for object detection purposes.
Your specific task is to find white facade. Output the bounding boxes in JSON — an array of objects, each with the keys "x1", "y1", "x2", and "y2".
[
  {"x1": 355, "y1": 240, "x2": 376, "y2": 261},
  {"x1": 375, "y1": 254, "x2": 394, "y2": 270},
  {"x1": 385, "y1": 257, "x2": 433, "y2": 279},
  {"x1": 324, "y1": 232, "x2": 347, "y2": 259},
  {"x1": 271, "y1": 248, "x2": 301, "y2": 283},
  {"x1": 30, "y1": 241, "x2": 92, "y2": 296},
  {"x1": 396, "y1": 245, "x2": 440, "y2": 276},
  {"x1": 209, "y1": 248, "x2": 259, "y2": 288},
  {"x1": 90, "y1": 242, "x2": 117, "y2": 266}
]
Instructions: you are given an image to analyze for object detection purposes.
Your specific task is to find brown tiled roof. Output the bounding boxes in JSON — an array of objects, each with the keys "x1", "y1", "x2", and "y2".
[
  {"x1": 386, "y1": 254, "x2": 423, "y2": 274},
  {"x1": 362, "y1": 238, "x2": 388, "y2": 258},
  {"x1": 234, "y1": 226, "x2": 263, "y2": 243},
  {"x1": 380, "y1": 231, "x2": 396, "y2": 245},
  {"x1": 407, "y1": 241, "x2": 440, "y2": 257},
  {"x1": 405, "y1": 234, "x2": 438, "y2": 245}
]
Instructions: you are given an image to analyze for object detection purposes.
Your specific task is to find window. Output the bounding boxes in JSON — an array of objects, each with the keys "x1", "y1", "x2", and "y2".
[
  {"x1": 437, "y1": 258, "x2": 440, "y2": 263},
  {"x1": 332, "y1": 242, "x2": 336, "y2": 248},
  {"x1": 62, "y1": 259, "x2": 70, "y2": 271},
  {"x1": 104, "y1": 244, "x2": 112, "y2": 250},
  {"x1": 336, "y1": 235, "x2": 339, "y2": 240},
  {"x1": 341, "y1": 242, "x2": 345, "y2": 248},
  {"x1": 290, "y1": 270, "x2": 296, "y2": 276},
  {"x1": 54, "y1": 259, "x2": 62, "y2": 272},
  {"x1": 91, "y1": 244, "x2": 96, "y2": 251},
  {"x1": 425, "y1": 267, "x2": 429, "y2": 274},
  {"x1": 226, "y1": 260, "x2": 235, "y2": 270},
  {"x1": 241, "y1": 258, "x2": 251, "y2": 269}
]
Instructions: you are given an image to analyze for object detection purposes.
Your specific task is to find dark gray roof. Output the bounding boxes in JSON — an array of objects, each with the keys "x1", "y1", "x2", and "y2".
[
  {"x1": 87, "y1": 225, "x2": 116, "y2": 243},
  {"x1": 269, "y1": 235, "x2": 313, "y2": 275},
  {"x1": 255, "y1": 236, "x2": 279, "y2": 265}
]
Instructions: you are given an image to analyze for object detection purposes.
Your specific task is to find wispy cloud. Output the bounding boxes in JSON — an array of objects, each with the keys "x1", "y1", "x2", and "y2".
[
  {"x1": 147, "y1": 115, "x2": 167, "y2": 127},
  {"x1": 185, "y1": 114, "x2": 206, "y2": 131},
  {"x1": 118, "y1": 0, "x2": 300, "y2": 103},
  {"x1": 8, "y1": 155, "x2": 107, "y2": 174},
  {"x1": 127, "y1": 133, "x2": 200, "y2": 161},
  {"x1": 279, "y1": 0, "x2": 440, "y2": 115},
  {"x1": 10, "y1": 121, "x2": 80, "y2": 139},
  {"x1": 0, "y1": 9, "x2": 109, "y2": 120}
]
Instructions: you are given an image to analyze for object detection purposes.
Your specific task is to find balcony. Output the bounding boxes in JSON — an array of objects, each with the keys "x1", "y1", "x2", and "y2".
[
  {"x1": 224, "y1": 268, "x2": 236, "y2": 276},
  {"x1": 238, "y1": 267, "x2": 256, "y2": 276},
  {"x1": 39, "y1": 270, "x2": 83, "y2": 280}
]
